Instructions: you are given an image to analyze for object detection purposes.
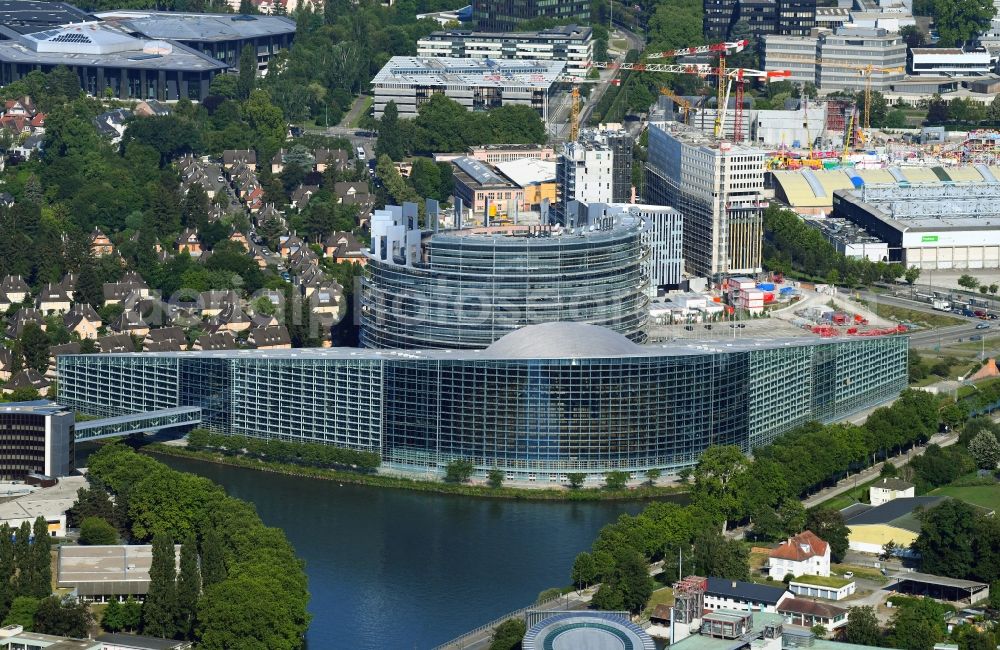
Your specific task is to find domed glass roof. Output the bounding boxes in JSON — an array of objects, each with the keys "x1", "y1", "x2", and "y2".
[{"x1": 485, "y1": 322, "x2": 640, "y2": 359}]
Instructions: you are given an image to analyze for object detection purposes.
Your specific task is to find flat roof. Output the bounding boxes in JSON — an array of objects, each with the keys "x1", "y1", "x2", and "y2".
[
  {"x1": 61, "y1": 326, "x2": 905, "y2": 362},
  {"x1": 96, "y1": 633, "x2": 188, "y2": 650},
  {"x1": 670, "y1": 612, "x2": 784, "y2": 650},
  {"x1": 0, "y1": 475, "x2": 87, "y2": 523},
  {"x1": 0, "y1": 31, "x2": 227, "y2": 70},
  {"x1": 835, "y1": 182, "x2": 1000, "y2": 231},
  {"x1": 895, "y1": 572, "x2": 988, "y2": 590},
  {"x1": 57, "y1": 544, "x2": 180, "y2": 594},
  {"x1": 371, "y1": 56, "x2": 565, "y2": 90},
  {"x1": 95, "y1": 10, "x2": 296, "y2": 41},
  {"x1": 0, "y1": 0, "x2": 92, "y2": 34},
  {"x1": 425, "y1": 23, "x2": 592, "y2": 41},
  {"x1": 0, "y1": 399, "x2": 68, "y2": 416},
  {"x1": 494, "y1": 158, "x2": 556, "y2": 186}
]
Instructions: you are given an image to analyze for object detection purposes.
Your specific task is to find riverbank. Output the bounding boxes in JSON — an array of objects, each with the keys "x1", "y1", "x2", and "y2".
[{"x1": 143, "y1": 443, "x2": 687, "y2": 502}]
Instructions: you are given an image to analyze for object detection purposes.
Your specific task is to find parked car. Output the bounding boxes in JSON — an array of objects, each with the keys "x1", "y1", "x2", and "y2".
[
  {"x1": 976, "y1": 323, "x2": 990, "y2": 329},
  {"x1": 971, "y1": 334, "x2": 983, "y2": 341}
]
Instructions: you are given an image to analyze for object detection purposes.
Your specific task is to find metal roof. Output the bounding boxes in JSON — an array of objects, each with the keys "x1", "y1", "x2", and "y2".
[
  {"x1": 895, "y1": 572, "x2": 989, "y2": 590},
  {"x1": 453, "y1": 156, "x2": 509, "y2": 187},
  {"x1": 843, "y1": 496, "x2": 946, "y2": 528},
  {"x1": 95, "y1": 10, "x2": 295, "y2": 42},
  {"x1": 705, "y1": 577, "x2": 790, "y2": 604}
]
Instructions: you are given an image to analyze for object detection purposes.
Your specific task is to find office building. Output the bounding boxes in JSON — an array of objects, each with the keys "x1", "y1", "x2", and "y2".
[
  {"x1": 764, "y1": 27, "x2": 905, "y2": 91},
  {"x1": 418, "y1": 24, "x2": 593, "y2": 78},
  {"x1": 705, "y1": 0, "x2": 816, "y2": 39},
  {"x1": 471, "y1": 0, "x2": 589, "y2": 32},
  {"x1": 0, "y1": 400, "x2": 74, "y2": 480},
  {"x1": 361, "y1": 204, "x2": 648, "y2": 349},
  {"x1": 588, "y1": 202, "x2": 684, "y2": 294},
  {"x1": 833, "y1": 182, "x2": 1000, "y2": 270},
  {"x1": 371, "y1": 56, "x2": 564, "y2": 120},
  {"x1": 556, "y1": 127, "x2": 633, "y2": 221},
  {"x1": 58, "y1": 324, "x2": 907, "y2": 480},
  {"x1": 646, "y1": 121, "x2": 767, "y2": 277},
  {"x1": 451, "y1": 156, "x2": 526, "y2": 223},
  {"x1": 909, "y1": 48, "x2": 992, "y2": 77}
]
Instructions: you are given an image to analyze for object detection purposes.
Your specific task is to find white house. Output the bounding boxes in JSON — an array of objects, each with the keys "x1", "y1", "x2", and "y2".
[
  {"x1": 869, "y1": 478, "x2": 915, "y2": 506},
  {"x1": 767, "y1": 530, "x2": 831, "y2": 580},
  {"x1": 704, "y1": 578, "x2": 792, "y2": 614}
]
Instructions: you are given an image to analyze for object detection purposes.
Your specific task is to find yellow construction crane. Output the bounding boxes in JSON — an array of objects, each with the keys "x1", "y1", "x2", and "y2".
[
  {"x1": 570, "y1": 86, "x2": 581, "y2": 140},
  {"x1": 658, "y1": 87, "x2": 692, "y2": 123},
  {"x1": 762, "y1": 57, "x2": 903, "y2": 136}
]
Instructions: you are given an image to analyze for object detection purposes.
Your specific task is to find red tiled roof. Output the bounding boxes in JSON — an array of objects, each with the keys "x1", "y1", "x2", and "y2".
[{"x1": 768, "y1": 530, "x2": 828, "y2": 561}]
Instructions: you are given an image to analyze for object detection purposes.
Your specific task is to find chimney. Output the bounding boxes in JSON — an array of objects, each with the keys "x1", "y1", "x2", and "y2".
[{"x1": 731, "y1": 581, "x2": 736, "y2": 588}]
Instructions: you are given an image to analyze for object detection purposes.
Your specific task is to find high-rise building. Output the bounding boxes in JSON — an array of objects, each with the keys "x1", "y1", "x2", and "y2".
[
  {"x1": 704, "y1": 0, "x2": 816, "y2": 38},
  {"x1": 0, "y1": 401, "x2": 74, "y2": 480},
  {"x1": 472, "y1": 0, "x2": 590, "y2": 32},
  {"x1": 556, "y1": 127, "x2": 634, "y2": 222},
  {"x1": 645, "y1": 121, "x2": 766, "y2": 278},
  {"x1": 588, "y1": 202, "x2": 684, "y2": 295},
  {"x1": 763, "y1": 27, "x2": 906, "y2": 91}
]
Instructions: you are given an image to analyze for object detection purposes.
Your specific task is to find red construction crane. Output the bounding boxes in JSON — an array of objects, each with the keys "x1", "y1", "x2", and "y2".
[{"x1": 646, "y1": 39, "x2": 750, "y2": 60}]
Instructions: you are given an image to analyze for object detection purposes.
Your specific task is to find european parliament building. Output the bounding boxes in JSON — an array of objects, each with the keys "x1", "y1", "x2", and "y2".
[{"x1": 58, "y1": 323, "x2": 908, "y2": 481}]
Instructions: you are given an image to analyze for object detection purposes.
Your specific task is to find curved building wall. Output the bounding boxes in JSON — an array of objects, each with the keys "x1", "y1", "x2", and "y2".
[
  {"x1": 57, "y1": 334, "x2": 908, "y2": 481},
  {"x1": 360, "y1": 226, "x2": 648, "y2": 349}
]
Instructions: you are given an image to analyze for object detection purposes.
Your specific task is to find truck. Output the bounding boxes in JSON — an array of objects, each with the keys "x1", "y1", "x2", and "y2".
[{"x1": 932, "y1": 300, "x2": 951, "y2": 312}]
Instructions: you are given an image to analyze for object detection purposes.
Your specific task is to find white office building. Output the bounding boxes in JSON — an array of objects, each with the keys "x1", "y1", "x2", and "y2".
[
  {"x1": 763, "y1": 27, "x2": 906, "y2": 91},
  {"x1": 417, "y1": 24, "x2": 593, "y2": 78},
  {"x1": 586, "y1": 202, "x2": 684, "y2": 294},
  {"x1": 370, "y1": 57, "x2": 564, "y2": 120},
  {"x1": 909, "y1": 48, "x2": 992, "y2": 77},
  {"x1": 557, "y1": 140, "x2": 615, "y2": 209}
]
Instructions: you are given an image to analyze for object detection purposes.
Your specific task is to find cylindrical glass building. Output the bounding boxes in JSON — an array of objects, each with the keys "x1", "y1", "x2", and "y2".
[{"x1": 360, "y1": 223, "x2": 649, "y2": 349}]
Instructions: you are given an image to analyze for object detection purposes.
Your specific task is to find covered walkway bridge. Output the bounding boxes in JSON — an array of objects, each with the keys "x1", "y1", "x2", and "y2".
[{"x1": 74, "y1": 407, "x2": 202, "y2": 442}]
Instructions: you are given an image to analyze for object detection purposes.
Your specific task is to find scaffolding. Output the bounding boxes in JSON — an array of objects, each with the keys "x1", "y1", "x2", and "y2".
[{"x1": 672, "y1": 576, "x2": 707, "y2": 624}]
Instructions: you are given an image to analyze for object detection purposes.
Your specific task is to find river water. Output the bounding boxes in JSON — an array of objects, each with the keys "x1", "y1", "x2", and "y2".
[{"x1": 147, "y1": 454, "x2": 650, "y2": 649}]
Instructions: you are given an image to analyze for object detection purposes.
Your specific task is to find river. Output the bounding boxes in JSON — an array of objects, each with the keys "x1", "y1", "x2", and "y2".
[{"x1": 146, "y1": 454, "x2": 651, "y2": 649}]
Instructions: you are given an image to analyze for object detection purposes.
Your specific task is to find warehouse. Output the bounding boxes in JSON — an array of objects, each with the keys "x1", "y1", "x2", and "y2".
[
  {"x1": 371, "y1": 56, "x2": 564, "y2": 120},
  {"x1": 833, "y1": 182, "x2": 1000, "y2": 270}
]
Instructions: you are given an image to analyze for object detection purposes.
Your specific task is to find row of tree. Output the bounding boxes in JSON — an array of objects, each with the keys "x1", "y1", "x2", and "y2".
[
  {"x1": 86, "y1": 444, "x2": 310, "y2": 648},
  {"x1": 186, "y1": 428, "x2": 382, "y2": 471},
  {"x1": 0, "y1": 518, "x2": 52, "y2": 621}
]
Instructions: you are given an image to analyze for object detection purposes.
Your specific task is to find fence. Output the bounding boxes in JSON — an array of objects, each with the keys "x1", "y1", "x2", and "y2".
[{"x1": 431, "y1": 591, "x2": 569, "y2": 650}]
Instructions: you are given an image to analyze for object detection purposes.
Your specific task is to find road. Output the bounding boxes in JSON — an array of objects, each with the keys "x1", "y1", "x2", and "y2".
[
  {"x1": 856, "y1": 290, "x2": 991, "y2": 348},
  {"x1": 801, "y1": 431, "x2": 959, "y2": 509}
]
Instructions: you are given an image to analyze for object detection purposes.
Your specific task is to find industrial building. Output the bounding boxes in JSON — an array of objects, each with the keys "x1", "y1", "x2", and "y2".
[
  {"x1": 57, "y1": 543, "x2": 181, "y2": 601},
  {"x1": 471, "y1": 0, "x2": 589, "y2": 32},
  {"x1": 370, "y1": 56, "x2": 564, "y2": 120},
  {"x1": 0, "y1": 3, "x2": 295, "y2": 100},
  {"x1": 646, "y1": 121, "x2": 767, "y2": 277},
  {"x1": 417, "y1": 24, "x2": 593, "y2": 78},
  {"x1": 0, "y1": 400, "x2": 73, "y2": 480},
  {"x1": 58, "y1": 324, "x2": 907, "y2": 480},
  {"x1": 522, "y1": 612, "x2": 655, "y2": 650},
  {"x1": 807, "y1": 217, "x2": 889, "y2": 262},
  {"x1": 360, "y1": 203, "x2": 648, "y2": 350},
  {"x1": 450, "y1": 156, "x2": 526, "y2": 222},
  {"x1": 833, "y1": 182, "x2": 1000, "y2": 270}
]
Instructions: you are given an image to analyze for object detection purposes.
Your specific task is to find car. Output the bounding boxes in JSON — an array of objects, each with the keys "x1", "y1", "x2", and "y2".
[
  {"x1": 684, "y1": 325, "x2": 694, "y2": 331},
  {"x1": 704, "y1": 324, "x2": 712, "y2": 330},
  {"x1": 217, "y1": 176, "x2": 225, "y2": 183},
  {"x1": 729, "y1": 323, "x2": 746, "y2": 329},
  {"x1": 977, "y1": 323, "x2": 990, "y2": 329},
  {"x1": 971, "y1": 335, "x2": 983, "y2": 341},
  {"x1": 843, "y1": 571, "x2": 854, "y2": 579}
]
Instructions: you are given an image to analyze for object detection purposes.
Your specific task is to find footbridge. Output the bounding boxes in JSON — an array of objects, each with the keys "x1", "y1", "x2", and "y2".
[{"x1": 74, "y1": 407, "x2": 202, "y2": 442}]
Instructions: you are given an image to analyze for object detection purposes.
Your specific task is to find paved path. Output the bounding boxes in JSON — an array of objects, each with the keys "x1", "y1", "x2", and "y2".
[
  {"x1": 801, "y1": 432, "x2": 958, "y2": 509},
  {"x1": 339, "y1": 94, "x2": 370, "y2": 128}
]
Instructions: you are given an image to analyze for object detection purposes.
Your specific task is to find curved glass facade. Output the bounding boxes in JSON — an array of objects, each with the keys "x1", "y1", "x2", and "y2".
[
  {"x1": 57, "y1": 328, "x2": 908, "y2": 481},
  {"x1": 360, "y1": 224, "x2": 648, "y2": 349}
]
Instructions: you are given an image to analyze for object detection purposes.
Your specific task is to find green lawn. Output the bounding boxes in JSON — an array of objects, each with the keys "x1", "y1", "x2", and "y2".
[
  {"x1": 859, "y1": 300, "x2": 965, "y2": 329},
  {"x1": 815, "y1": 474, "x2": 883, "y2": 511},
  {"x1": 832, "y1": 563, "x2": 888, "y2": 585},
  {"x1": 348, "y1": 96, "x2": 373, "y2": 129},
  {"x1": 642, "y1": 587, "x2": 674, "y2": 619},
  {"x1": 790, "y1": 574, "x2": 852, "y2": 588},
  {"x1": 930, "y1": 484, "x2": 1000, "y2": 511}
]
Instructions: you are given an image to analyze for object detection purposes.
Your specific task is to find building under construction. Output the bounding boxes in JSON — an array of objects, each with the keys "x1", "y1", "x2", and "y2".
[{"x1": 833, "y1": 182, "x2": 1000, "y2": 269}]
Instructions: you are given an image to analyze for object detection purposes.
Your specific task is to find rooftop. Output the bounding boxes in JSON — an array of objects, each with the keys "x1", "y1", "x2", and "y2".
[
  {"x1": 0, "y1": 399, "x2": 69, "y2": 416},
  {"x1": 0, "y1": 475, "x2": 87, "y2": 523},
  {"x1": 95, "y1": 633, "x2": 190, "y2": 650},
  {"x1": 872, "y1": 477, "x2": 915, "y2": 491},
  {"x1": 768, "y1": 530, "x2": 828, "y2": 562},
  {"x1": 57, "y1": 544, "x2": 180, "y2": 595},
  {"x1": 0, "y1": 0, "x2": 92, "y2": 34},
  {"x1": 95, "y1": 10, "x2": 296, "y2": 41},
  {"x1": 705, "y1": 577, "x2": 790, "y2": 604},
  {"x1": 837, "y1": 182, "x2": 1000, "y2": 231},
  {"x1": 494, "y1": 157, "x2": 557, "y2": 186},
  {"x1": 62, "y1": 327, "x2": 906, "y2": 362},
  {"x1": 452, "y1": 156, "x2": 516, "y2": 188},
  {"x1": 425, "y1": 23, "x2": 592, "y2": 41},
  {"x1": 371, "y1": 56, "x2": 565, "y2": 89},
  {"x1": 894, "y1": 571, "x2": 989, "y2": 590},
  {"x1": 843, "y1": 495, "x2": 947, "y2": 530}
]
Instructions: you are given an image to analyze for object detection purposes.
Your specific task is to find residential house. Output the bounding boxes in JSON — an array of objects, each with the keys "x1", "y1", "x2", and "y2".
[
  {"x1": 134, "y1": 99, "x2": 171, "y2": 117},
  {"x1": 246, "y1": 325, "x2": 291, "y2": 349},
  {"x1": 34, "y1": 283, "x2": 72, "y2": 314},
  {"x1": 222, "y1": 149, "x2": 257, "y2": 170},
  {"x1": 93, "y1": 108, "x2": 132, "y2": 143},
  {"x1": 143, "y1": 326, "x2": 187, "y2": 352},
  {"x1": 47, "y1": 342, "x2": 81, "y2": 379},
  {"x1": 113, "y1": 309, "x2": 151, "y2": 338},
  {"x1": 290, "y1": 184, "x2": 319, "y2": 210},
  {"x1": 1, "y1": 275, "x2": 29, "y2": 303},
  {"x1": 229, "y1": 230, "x2": 250, "y2": 250},
  {"x1": 334, "y1": 181, "x2": 371, "y2": 208},
  {"x1": 64, "y1": 304, "x2": 102, "y2": 340},
  {"x1": 767, "y1": 531, "x2": 831, "y2": 580},
  {"x1": 869, "y1": 478, "x2": 916, "y2": 506},
  {"x1": 175, "y1": 229, "x2": 203, "y2": 257},
  {"x1": 59, "y1": 273, "x2": 76, "y2": 301},
  {"x1": 3, "y1": 368, "x2": 50, "y2": 395},
  {"x1": 703, "y1": 578, "x2": 793, "y2": 613},
  {"x1": 246, "y1": 186, "x2": 265, "y2": 213},
  {"x1": 103, "y1": 281, "x2": 149, "y2": 306},
  {"x1": 288, "y1": 246, "x2": 319, "y2": 272},
  {"x1": 4, "y1": 97, "x2": 35, "y2": 117},
  {"x1": 311, "y1": 311, "x2": 337, "y2": 347},
  {"x1": 777, "y1": 598, "x2": 848, "y2": 631},
  {"x1": 97, "y1": 333, "x2": 135, "y2": 354},
  {"x1": 14, "y1": 133, "x2": 44, "y2": 159},
  {"x1": 309, "y1": 282, "x2": 343, "y2": 314},
  {"x1": 192, "y1": 331, "x2": 238, "y2": 351},
  {"x1": 323, "y1": 231, "x2": 366, "y2": 265},
  {"x1": 0, "y1": 347, "x2": 15, "y2": 381},
  {"x1": 314, "y1": 148, "x2": 348, "y2": 173},
  {"x1": 0, "y1": 291, "x2": 10, "y2": 312},
  {"x1": 91, "y1": 229, "x2": 115, "y2": 257},
  {"x1": 199, "y1": 290, "x2": 239, "y2": 318},
  {"x1": 248, "y1": 244, "x2": 270, "y2": 269},
  {"x1": 6, "y1": 308, "x2": 45, "y2": 338},
  {"x1": 256, "y1": 203, "x2": 284, "y2": 227},
  {"x1": 0, "y1": 192, "x2": 14, "y2": 207},
  {"x1": 279, "y1": 234, "x2": 306, "y2": 258},
  {"x1": 207, "y1": 303, "x2": 252, "y2": 333}
]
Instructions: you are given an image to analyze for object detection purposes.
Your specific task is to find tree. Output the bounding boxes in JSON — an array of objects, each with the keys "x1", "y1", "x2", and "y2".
[
  {"x1": 444, "y1": 459, "x2": 475, "y2": 483},
  {"x1": 811, "y1": 624, "x2": 827, "y2": 639},
  {"x1": 645, "y1": 468, "x2": 662, "y2": 485},
  {"x1": 32, "y1": 596, "x2": 93, "y2": 638},
  {"x1": 375, "y1": 101, "x2": 406, "y2": 161},
  {"x1": 889, "y1": 597, "x2": 948, "y2": 650},
  {"x1": 900, "y1": 24, "x2": 926, "y2": 48},
  {"x1": 79, "y1": 517, "x2": 117, "y2": 546},
  {"x1": 75, "y1": 260, "x2": 103, "y2": 309},
  {"x1": 692, "y1": 530, "x2": 750, "y2": 581},
  {"x1": 102, "y1": 598, "x2": 124, "y2": 632},
  {"x1": 989, "y1": 94, "x2": 1000, "y2": 124},
  {"x1": 142, "y1": 532, "x2": 179, "y2": 637},
  {"x1": 567, "y1": 473, "x2": 585, "y2": 489},
  {"x1": 959, "y1": 273, "x2": 980, "y2": 290},
  {"x1": 604, "y1": 471, "x2": 628, "y2": 490},
  {"x1": 176, "y1": 534, "x2": 201, "y2": 640},
  {"x1": 614, "y1": 550, "x2": 654, "y2": 614},
  {"x1": 881, "y1": 540, "x2": 899, "y2": 561},
  {"x1": 120, "y1": 598, "x2": 142, "y2": 633},
  {"x1": 487, "y1": 469, "x2": 504, "y2": 489},
  {"x1": 571, "y1": 552, "x2": 597, "y2": 588},
  {"x1": 410, "y1": 157, "x2": 442, "y2": 200},
  {"x1": 237, "y1": 45, "x2": 256, "y2": 100},
  {"x1": 905, "y1": 266, "x2": 921, "y2": 285},
  {"x1": 930, "y1": 0, "x2": 995, "y2": 47},
  {"x1": 845, "y1": 605, "x2": 881, "y2": 645},
  {"x1": 489, "y1": 618, "x2": 526, "y2": 650},
  {"x1": 19, "y1": 323, "x2": 49, "y2": 373},
  {"x1": 692, "y1": 445, "x2": 749, "y2": 534},
  {"x1": 27, "y1": 517, "x2": 51, "y2": 599},
  {"x1": 196, "y1": 574, "x2": 306, "y2": 650},
  {"x1": 968, "y1": 430, "x2": 1000, "y2": 469},
  {"x1": 2, "y1": 596, "x2": 39, "y2": 629},
  {"x1": 913, "y1": 499, "x2": 981, "y2": 579}
]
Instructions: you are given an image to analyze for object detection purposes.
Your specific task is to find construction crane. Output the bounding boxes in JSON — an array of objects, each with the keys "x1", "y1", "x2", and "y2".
[
  {"x1": 658, "y1": 87, "x2": 692, "y2": 123},
  {"x1": 645, "y1": 39, "x2": 750, "y2": 59},
  {"x1": 761, "y1": 57, "x2": 904, "y2": 136}
]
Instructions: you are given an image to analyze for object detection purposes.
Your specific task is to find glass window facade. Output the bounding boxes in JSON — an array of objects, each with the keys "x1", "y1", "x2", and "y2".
[{"x1": 57, "y1": 334, "x2": 908, "y2": 479}]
